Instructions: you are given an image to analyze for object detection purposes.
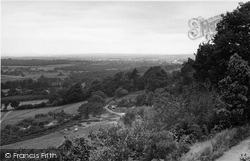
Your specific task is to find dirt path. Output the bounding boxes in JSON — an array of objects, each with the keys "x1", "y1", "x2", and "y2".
[
  {"x1": 216, "y1": 137, "x2": 250, "y2": 161},
  {"x1": 0, "y1": 111, "x2": 12, "y2": 124},
  {"x1": 103, "y1": 105, "x2": 125, "y2": 116}
]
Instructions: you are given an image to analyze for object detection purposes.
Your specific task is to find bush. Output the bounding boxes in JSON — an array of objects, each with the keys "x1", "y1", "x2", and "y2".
[
  {"x1": 115, "y1": 87, "x2": 128, "y2": 98},
  {"x1": 117, "y1": 99, "x2": 134, "y2": 108}
]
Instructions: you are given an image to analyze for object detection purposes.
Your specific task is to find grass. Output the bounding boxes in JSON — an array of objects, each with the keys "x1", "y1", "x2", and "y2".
[
  {"x1": 1, "y1": 101, "x2": 85, "y2": 128},
  {"x1": 1, "y1": 75, "x2": 25, "y2": 82},
  {"x1": 2, "y1": 64, "x2": 73, "y2": 71},
  {"x1": 0, "y1": 107, "x2": 119, "y2": 149},
  {"x1": 1, "y1": 63, "x2": 71, "y2": 82},
  {"x1": 181, "y1": 125, "x2": 250, "y2": 161},
  {"x1": 0, "y1": 120, "x2": 114, "y2": 149}
]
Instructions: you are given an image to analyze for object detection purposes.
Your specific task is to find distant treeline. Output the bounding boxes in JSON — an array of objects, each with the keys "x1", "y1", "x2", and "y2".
[
  {"x1": 1, "y1": 59, "x2": 71, "y2": 66},
  {"x1": 56, "y1": 60, "x2": 181, "y2": 72}
]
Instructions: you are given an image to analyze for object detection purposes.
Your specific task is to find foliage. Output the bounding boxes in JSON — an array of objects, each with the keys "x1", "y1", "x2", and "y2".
[
  {"x1": 63, "y1": 82, "x2": 85, "y2": 104},
  {"x1": 91, "y1": 90, "x2": 107, "y2": 99},
  {"x1": 115, "y1": 87, "x2": 128, "y2": 98},
  {"x1": 88, "y1": 95, "x2": 105, "y2": 106},
  {"x1": 192, "y1": 2, "x2": 250, "y2": 86},
  {"x1": 143, "y1": 66, "x2": 168, "y2": 92},
  {"x1": 10, "y1": 100, "x2": 20, "y2": 109},
  {"x1": 218, "y1": 53, "x2": 250, "y2": 126},
  {"x1": 1, "y1": 110, "x2": 72, "y2": 146},
  {"x1": 192, "y1": 126, "x2": 250, "y2": 161},
  {"x1": 1, "y1": 59, "x2": 70, "y2": 66},
  {"x1": 135, "y1": 92, "x2": 147, "y2": 106}
]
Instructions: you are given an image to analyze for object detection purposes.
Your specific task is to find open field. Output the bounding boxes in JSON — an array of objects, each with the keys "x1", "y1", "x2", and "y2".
[
  {"x1": 0, "y1": 101, "x2": 85, "y2": 128},
  {"x1": 0, "y1": 107, "x2": 122, "y2": 149},
  {"x1": 1, "y1": 64, "x2": 73, "y2": 82},
  {"x1": 1, "y1": 72, "x2": 69, "y2": 82},
  {"x1": 2, "y1": 64, "x2": 74, "y2": 71},
  {"x1": 1, "y1": 75, "x2": 25, "y2": 82},
  {"x1": 0, "y1": 120, "x2": 116, "y2": 149}
]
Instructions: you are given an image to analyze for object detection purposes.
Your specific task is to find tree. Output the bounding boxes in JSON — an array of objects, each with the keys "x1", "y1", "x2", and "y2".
[
  {"x1": 91, "y1": 102, "x2": 103, "y2": 117},
  {"x1": 49, "y1": 92, "x2": 61, "y2": 103},
  {"x1": 181, "y1": 58, "x2": 195, "y2": 85},
  {"x1": 136, "y1": 92, "x2": 147, "y2": 106},
  {"x1": 115, "y1": 87, "x2": 128, "y2": 98},
  {"x1": 11, "y1": 100, "x2": 20, "y2": 109},
  {"x1": 143, "y1": 66, "x2": 168, "y2": 91},
  {"x1": 89, "y1": 79, "x2": 102, "y2": 93},
  {"x1": 3, "y1": 102, "x2": 10, "y2": 110},
  {"x1": 1, "y1": 91, "x2": 5, "y2": 98},
  {"x1": 128, "y1": 68, "x2": 140, "y2": 89},
  {"x1": 146, "y1": 92, "x2": 154, "y2": 106},
  {"x1": 8, "y1": 88, "x2": 19, "y2": 96},
  {"x1": 91, "y1": 90, "x2": 107, "y2": 99},
  {"x1": 78, "y1": 103, "x2": 92, "y2": 119},
  {"x1": 192, "y1": 2, "x2": 250, "y2": 86},
  {"x1": 134, "y1": 76, "x2": 145, "y2": 90},
  {"x1": 218, "y1": 53, "x2": 250, "y2": 125},
  {"x1": 64, "y1": 83, "x2": 84, "y2": 104},
  {"x1": 88, "y1": 95, "x2": 105, "y2": 106},
  {"x1": 78, "y1": 102, "x2": 103, "y2": 118},
  {"x1": 57, "y1": 72, "x2": 64, "y2": 76},
  {"x1": 131, "y1": 68, "x2": 140, "y2": 80}
]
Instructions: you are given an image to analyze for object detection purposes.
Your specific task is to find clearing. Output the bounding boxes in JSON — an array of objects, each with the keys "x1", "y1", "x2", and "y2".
[{"x1": 0, "y1": 101, "x2": 85, "y2": 127}]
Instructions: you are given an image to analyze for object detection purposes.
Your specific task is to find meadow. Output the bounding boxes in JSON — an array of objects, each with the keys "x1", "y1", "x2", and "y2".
[
  {"x1": 0, "y1": 101, "x2": 85, "y2": 128},
  {"x1": 1, "y1": 64, "x2": 73, "y2": 82}
]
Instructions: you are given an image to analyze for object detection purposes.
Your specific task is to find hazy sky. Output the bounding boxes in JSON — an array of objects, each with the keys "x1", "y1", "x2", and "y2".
[{"x1": 1, "y1": 1, "x2": 242, "y2": 57}]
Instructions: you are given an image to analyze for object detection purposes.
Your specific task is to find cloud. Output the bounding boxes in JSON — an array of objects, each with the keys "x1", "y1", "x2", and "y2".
[{"x1": 1, "y1": 1, "x2": 240, "y2": 56}]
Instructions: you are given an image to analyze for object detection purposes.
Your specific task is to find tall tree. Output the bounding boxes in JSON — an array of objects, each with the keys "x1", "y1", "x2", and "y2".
[
  {"x1": 192, "y1": 2, "x2": 250, "y2": 85},
  {"x1": 143, "y1": 66, "x2": 168, "y2": 92},
  {"x1": 11, "y1": 100, "x2": 20, "y2": 109},
  {"x1": 218, "y1": 53, "x2": 250, "y2": 124},
  {"x1": 64, "y1": 83, "x2": 84, "y2": 104}
]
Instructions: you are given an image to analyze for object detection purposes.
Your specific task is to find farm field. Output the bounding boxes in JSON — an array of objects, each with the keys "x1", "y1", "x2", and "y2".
[
  {"x1": 0, "y1": 120, "x2": 116, "y2": 149},
  {"x1": 1, "y1": 64, "x2": 73, "y2": 82},
  {"x1": 1, "y1": 75, "x2": 25, "y2": 82},
  {"x1": 0, "y1": 101, "x2": 85, "y2": 128},
  {"x1": 0, "y1": 108, "x2": 121, "y2": 149},
  {"x1": 1, "y1": 72, "x2": 69, "y2": 82},
  {"x1": 2, "y1": 64, "x2": 74, "y2": 71}
]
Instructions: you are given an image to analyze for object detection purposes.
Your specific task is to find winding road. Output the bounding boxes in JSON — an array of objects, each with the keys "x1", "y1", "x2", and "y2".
[{"x1": 103, "y1": 105, "x2": 125, "y2": 116}]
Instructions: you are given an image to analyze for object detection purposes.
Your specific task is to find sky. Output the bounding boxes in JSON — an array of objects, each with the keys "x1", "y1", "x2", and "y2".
[{"x1": 1, "y1": 1, "x2": 243, "y2": 57}]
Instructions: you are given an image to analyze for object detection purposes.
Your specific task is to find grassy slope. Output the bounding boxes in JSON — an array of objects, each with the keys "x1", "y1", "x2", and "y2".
[
  {"x1": 181, "y1": 126, "x2": 250, "y2": 161},
  {"x1": 0, "y1": 101, "x2": 85, "y2": 128}
]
